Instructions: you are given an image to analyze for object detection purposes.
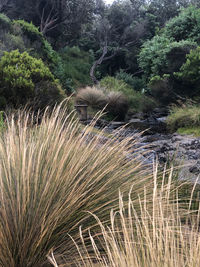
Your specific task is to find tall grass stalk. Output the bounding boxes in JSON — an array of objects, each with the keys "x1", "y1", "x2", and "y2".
[
  {"x1": 0, "y1": 102, "x2": 150, "y2": 266},
  {"x1": 54, "y1": 167, "x2": 200, "y2": 267}
]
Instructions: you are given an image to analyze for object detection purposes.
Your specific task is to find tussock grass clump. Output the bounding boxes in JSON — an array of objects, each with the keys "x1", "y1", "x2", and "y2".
[
  {"x1": 0, "y1": 102, "x2": 149, "y2": 266},
  {"x1": 56, "y1": 168, "x2": 200, "y2": 267},
  {"x1": 76, "y1": 87, "x2": 107, "y2": 109},
  {"x1": 167, "y1": 103, "x2": 200, "y2": 132},
  {"x1": 76, "y1": 87, "x2": 130, "y2": 121},
  {"x1": 106, "y1": 91, "x2": 129, "y2": 121}
]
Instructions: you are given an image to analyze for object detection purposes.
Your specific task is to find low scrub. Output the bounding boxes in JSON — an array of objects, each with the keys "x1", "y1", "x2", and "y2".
[
  {"x1": 167, "y1": 103, "x2": 200, "y2": 132},
  {"x1": 0, "y1": 103, "x2": 149, "y2": 266}
]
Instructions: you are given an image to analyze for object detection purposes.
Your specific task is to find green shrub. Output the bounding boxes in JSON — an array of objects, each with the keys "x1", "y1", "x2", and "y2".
[
  {"x1": 173, "y1": 47, "x2": 200, "y2": 98},
  {"x1": 100, "y1": 76, "x2": 133, "y2": 95},
  {"x1": 106, "y1": 91, "x2": 129, "y2": 121},
  {"x1": 139, "y1": 36, "x2": 196, "y2": 80},
  {"x1": 4, "y1": 33, "x2": 25, "y2": 51},
  {"x1": 13, "y1": 20, "x2": 43, "y2": 41},
  {"x1": 76, "y1": 87, "x2": 107, "y2": 109},
  {"x1": 175, "y1": 46, "x2": 200, "y2": 84},
  {"x1": 0, "y1": 50, "x2": 65, "y2": 108},
  {"x1": 0, "y1": 13, "x2": 12, "y2": 30},
  {"x1": 115, "y1": 70, "x2": 146, "y2": 91},
  {"x1": 58, "y1": 46, "x2": 93, "y2": 90},
  {"x1": 42, "y1": 39, "x2": 61, "y2": 67},
  {"x1": 34, "y1": 80, "x2": 65, "y2": 109},
  {"x1": 164, "y1": 6, "x2": 200, "y2": 43}
]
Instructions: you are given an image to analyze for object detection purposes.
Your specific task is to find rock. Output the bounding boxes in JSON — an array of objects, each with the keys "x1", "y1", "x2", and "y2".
[
  {"x1": 189, "y1": 161, "x2": 200, "y2": 174},
  {"x1": 128, "y1": 117, "x2": 167, "y2": 134},
  {"x1": 108, "y1": 121, "x2": 126, "y2": 129},
  {"x1": 152, "y1": 107, "x2": 169, "y2": 118}
]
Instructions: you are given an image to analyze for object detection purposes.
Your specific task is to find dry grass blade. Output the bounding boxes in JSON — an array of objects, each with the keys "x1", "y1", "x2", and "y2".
[
  {"x1": 67, "y1": 168, "x2": 200, "y2": 267},
  {"x1": 76, "y1": 87, "x2": 107, "y2": 109},
  {"x1": 0, "y1": 101, "x2": 149, "y2": 266}
]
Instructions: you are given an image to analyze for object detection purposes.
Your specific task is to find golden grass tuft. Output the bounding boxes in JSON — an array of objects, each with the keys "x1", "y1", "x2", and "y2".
[
  {"x1": 76, "y1": 87, "x2": 107, "y2": 109},
  {"x1": 0, "y1": 102, "x2": 150, "y2": 266},
  {"x1": 56, "y1": 167, "x2": 200, "y2": 267}
]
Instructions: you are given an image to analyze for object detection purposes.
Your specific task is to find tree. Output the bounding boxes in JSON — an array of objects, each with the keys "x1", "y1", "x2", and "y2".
[
  {"x1": 0, "y1": 0, "x2": 9, "y2": 12},
  {"x1": 89, "y1": 0, "x2": 156, "y2": 82},
  {"x1": 3, "y1": 0, "x2": 96, "y2": 43}
]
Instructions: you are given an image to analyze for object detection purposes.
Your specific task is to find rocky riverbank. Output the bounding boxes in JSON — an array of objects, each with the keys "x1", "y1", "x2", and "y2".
[{"x1": 93, "y1": 108, "x2": 200, "y2": 183}]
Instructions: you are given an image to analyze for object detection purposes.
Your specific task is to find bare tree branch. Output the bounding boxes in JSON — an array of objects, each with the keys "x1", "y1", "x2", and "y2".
[{"x1": 0, "y1": 0, "x2": 8, "y2": 12}]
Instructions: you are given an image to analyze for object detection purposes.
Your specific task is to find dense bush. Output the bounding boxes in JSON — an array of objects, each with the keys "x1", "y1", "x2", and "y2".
[
  {"x1": 115, "y1": 70, "x2": 146, "y2": 91},
  {"x1": 0, "y1": 50, "x2": 65, "y2": 108},
  {"x1": 0, "y1": 15, "x2": 94, "y2": 96},
  {"x1": 0, "y1": 13, "x2": 12, "y2": 30},
  {"x1": 58, "y1": 46, "x2": 93, "y2": 90},
  {"x1": 175, "y1": 47, "x2": 200, "y2": 83},
  {"x1": 139, "y1": 36, "x2": 196, "y2": 80},
  {"x1": 171, "y1": 47, "x2": 200, "y2": 98},
  {"x1": 13, "y1": 20, "x2": 43, "y2": 42},
  {"x1": 138, "y1": 7, "x2": 200, "y2": 104},
  {"x1": 164, "y1": 6, "x2": 200, "y2": 43}
]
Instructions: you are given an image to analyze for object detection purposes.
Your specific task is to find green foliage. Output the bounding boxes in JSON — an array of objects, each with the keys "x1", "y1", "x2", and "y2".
[
  {"x1": 42, "y1": 39, "x2": 60, "y2": 65},
  {"x1": 5, "y1": 33, "x2": 25, "y2": 51},
  {"x1": 13, "y1": 20, "x2": 43, "y2": 41},
  {"x1": 139, "y1": 36, "x2": 196, "y2": 79},
  {"x1": 174, "y1": 47, "x2": 200, "y2": 97},
  {"x1": 175, "y1": 47, "x2": 200, "y2": 83},
  {"x1": 100, "y1": 76, "x2": 133, "y2": 95},
  {"x1": 115, "y1": 70, "x2": 146, "y2": 91},
  {"x1": 0, "y1": 50, "x2": 64, "y2": 108},
  {"x1": 164, "y1": 6, "x2": 200, "y2": 43},
  {"x1": 58, "y1": 46, "x2": 93, "y2": 90},
  {"x1": 41, "y1": 40, "x2": 66, "y2": 89},
  {"x1": 177, "y1": 126, "x2": 200, "y2": 137},
  {"x1": 0, "y1": 13, "x2": 12, "y2": 30}
]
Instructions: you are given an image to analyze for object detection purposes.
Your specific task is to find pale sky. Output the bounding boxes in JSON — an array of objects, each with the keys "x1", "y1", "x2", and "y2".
[{"x1": 104, "y1": 0, "x2": 115, "y2": 5}]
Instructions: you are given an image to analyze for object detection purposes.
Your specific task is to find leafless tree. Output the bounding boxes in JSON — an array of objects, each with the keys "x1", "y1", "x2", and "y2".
[{"x1": 0, "y1": 0, "x2": 9, "y2": 12}]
